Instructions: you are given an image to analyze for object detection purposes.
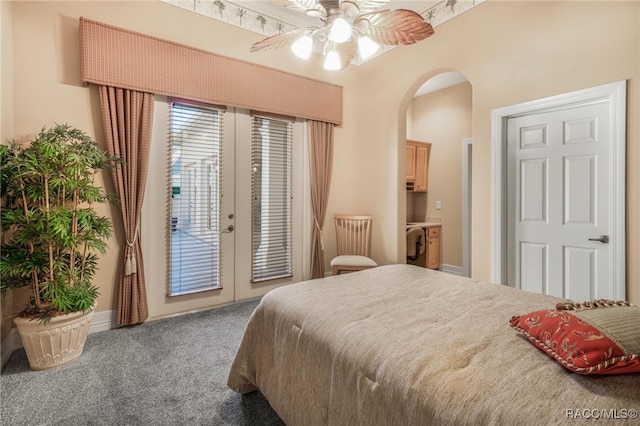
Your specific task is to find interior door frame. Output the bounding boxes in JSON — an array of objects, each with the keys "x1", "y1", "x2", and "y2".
[
  {"x1": 490, "y1": 80, "x2": 626, "y2": 298},
  {"x1": 462, "y1": 138, "x2": 472, "y2": 278}
]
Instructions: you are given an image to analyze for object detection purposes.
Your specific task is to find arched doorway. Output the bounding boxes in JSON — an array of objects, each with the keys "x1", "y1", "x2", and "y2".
[{"x1": 403, "y1": 70, "x2": 473, "y2": 277}]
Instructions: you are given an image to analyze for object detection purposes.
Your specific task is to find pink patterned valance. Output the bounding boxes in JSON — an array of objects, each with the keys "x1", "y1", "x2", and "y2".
[{"x1": 79, "y1": 17, "x2": 342, "y2": 125}]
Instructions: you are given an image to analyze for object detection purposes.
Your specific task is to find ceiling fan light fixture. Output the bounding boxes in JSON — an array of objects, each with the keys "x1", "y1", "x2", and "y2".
[
  {"x1": 328, "y1": 17, "x2": 352, "y2": 43},
  {"x1": 323, "y1": 49, "x2": 342, "y2": 70},
  {"x1": 250, "y1": 1, "x2": 435, "y2": 71},
  {"x1": 357, "y1": 36, "x2": 379, "y2": 60},
  {"x1": 291, "y1": 34, "x2": 313, "y2": 59}
]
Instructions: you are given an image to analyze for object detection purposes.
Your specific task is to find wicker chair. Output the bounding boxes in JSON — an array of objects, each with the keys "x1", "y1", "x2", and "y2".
[{"x1": 331, "y1": 214, "x2": 377, "y2": 275}]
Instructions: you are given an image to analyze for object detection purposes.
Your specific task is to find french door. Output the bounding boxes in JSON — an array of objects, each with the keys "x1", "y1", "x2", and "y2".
[
  {"x1": 168, "y1": 103, "x2": 233, "y2": 296},
  {"x1": 143, "y1": 99, "x2": 305, "y2": 320}
]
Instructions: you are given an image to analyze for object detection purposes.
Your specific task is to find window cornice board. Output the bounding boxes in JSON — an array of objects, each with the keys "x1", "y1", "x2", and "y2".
[{"x1": 79, "y1": 17, "x2": 342, "y2": 125}]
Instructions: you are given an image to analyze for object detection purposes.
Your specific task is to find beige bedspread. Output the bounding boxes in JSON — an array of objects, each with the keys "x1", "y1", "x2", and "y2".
[{"x1": 228, "y1": 265, "x2": 640, "y2": 425}]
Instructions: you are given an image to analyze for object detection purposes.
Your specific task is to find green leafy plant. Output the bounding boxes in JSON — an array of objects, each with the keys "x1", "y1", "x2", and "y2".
[{"x1": 0, "y1": 124, "x2": 120, "y2": 323}]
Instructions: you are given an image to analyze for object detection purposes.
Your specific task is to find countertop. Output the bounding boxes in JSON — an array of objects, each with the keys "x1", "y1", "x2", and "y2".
[{"x1": 405, "y1": 222, "x2": 441, "y2": 229}]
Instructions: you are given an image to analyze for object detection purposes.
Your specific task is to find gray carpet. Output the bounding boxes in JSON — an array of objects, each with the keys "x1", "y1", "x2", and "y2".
[{"x1": 1, "y1": 298, "x2": 284, "y2": 426}]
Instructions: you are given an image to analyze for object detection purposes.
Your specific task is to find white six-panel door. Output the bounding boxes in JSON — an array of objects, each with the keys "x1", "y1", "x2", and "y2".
[
  {"x1": 506, "y1": 101, "x2": 614, "y2": 300},
  {"x1": 492, "y1": 81, "x2": 625, "y2": 301}
]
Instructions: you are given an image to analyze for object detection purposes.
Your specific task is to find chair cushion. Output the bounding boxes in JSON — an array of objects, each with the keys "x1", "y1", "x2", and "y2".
[{"x1": 330, "y1": 255, "x2": 377, "y2": 268}]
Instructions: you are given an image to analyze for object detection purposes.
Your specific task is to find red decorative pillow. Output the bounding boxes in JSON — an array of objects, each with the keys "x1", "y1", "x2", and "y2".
[{"x1": 510, "y1": 300, "x2": 640, "y2": 374}]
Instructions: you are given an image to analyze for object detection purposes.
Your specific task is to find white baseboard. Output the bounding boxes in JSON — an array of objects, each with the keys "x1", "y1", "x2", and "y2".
[
  {"x1": 440, "y1": 264, "x2": 464, "y2": 276},
  {"x1": 90, "y1": 309, "x2": 119, "y2": 333},
  {"x1": 1, "y1": 309, "x2": 118, "y2": 370}
]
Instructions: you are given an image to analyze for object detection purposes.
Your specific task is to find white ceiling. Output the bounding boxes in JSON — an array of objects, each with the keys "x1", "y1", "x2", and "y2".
[
  {"x1": 233, "y1": 1, "x2": 473, "y2": 95},
  {"x1": 162, "y1": 0, "x2": 478, "y2": 92},
  {"x1": 163, "y1": 0, "x2": 484, "y2": 45},
  {"x1": 234, "y1": 1, "x2": 443, "y2": 28}
]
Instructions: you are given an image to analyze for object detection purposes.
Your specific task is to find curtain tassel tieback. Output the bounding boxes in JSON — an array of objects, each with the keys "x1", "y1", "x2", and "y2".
[
  {"x1": 124, "y1": 242, "x2": 137, "y2": 276},
  {"x1": 314, "y1": 219, "x2": 324, "y2": 251},
  {"x1": 124, "y1": 223, "x2": 140, "y2": 276}
]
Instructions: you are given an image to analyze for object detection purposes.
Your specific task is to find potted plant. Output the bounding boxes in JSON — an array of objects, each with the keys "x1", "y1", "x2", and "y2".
[{"x1": 0, "y1": 124, "x2": 119, "y2": 370}]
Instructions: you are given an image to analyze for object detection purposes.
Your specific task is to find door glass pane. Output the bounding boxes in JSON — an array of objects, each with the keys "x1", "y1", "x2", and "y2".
[
  {"x1": 251, "y1": 116, "x2": 293, "y2": 282},
  {"x1": 169, "y1": 103, "x2": 223, "y2": 295}
]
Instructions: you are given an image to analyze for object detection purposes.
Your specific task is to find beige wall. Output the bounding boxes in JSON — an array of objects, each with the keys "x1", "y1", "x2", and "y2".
[
  {"x1": 3, "y1": 0, "x2": 356, "y2": 326},
  {"x1": 2, "y1": 0, "x2": 639, "y2": 336},
  {"x1": 408, "y1": 82, "x2": 472, "y2": 268},
  {"x1": 329, "y1": 1, "x2": 639, "y2": 303},
  {"x1": 1, "y1": 0, "x2": 14, "y2": 342},
  {"x1": 1, "y1": 0, "x2": 12, "y2": 143}
]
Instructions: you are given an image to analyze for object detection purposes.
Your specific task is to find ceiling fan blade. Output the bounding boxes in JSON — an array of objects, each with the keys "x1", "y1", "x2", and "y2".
[
  {"x1": 322, "y1": 40, "x2": 357, "y2": 69},
  {"x1": 250, "y1": 28, "x2": 316, "y2": 53},
  {"x1": 340, "y1": 0, "x2": 390, "y2": 15},
  {"x1": 334, "y1": 40, "x2": 358, "y2": 68},
  {"x1": 354, "y1": 9, "x2": 434, "y2": 45}
]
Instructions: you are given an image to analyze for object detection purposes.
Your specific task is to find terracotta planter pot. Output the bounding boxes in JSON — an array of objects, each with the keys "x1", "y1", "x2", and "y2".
[{"x1": 13, "y1": 307, "x2": 95, "y2": 370}]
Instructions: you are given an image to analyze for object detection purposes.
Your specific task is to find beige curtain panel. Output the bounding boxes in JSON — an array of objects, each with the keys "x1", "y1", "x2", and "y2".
[
  {"x1": 80, "y1": 17, "x2": 343, "y2": 125},
  {"x1": 308, "y1": 121, "x2": 335, "y2": 279},
  {"x1": 99, "y1": 86, "x2": 154, "y2": 326}
]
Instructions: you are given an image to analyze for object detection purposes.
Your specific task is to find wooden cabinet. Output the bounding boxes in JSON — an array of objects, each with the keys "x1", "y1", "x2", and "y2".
[
  {"x1": 406, "y1": 225, "x2": 441, "y2": 270},
  {"x1": 427, "y1": 226, "x2": 441, "y2": 270},
  {"x1": 414, "y1": 144, "x2": 429, "y2": 191},
  {"x1": 406, "y1": 140, "x2": 430, "y2": 192},
  {"x1": 406, "y1": 144, "x2": 416, "y2": 182}
]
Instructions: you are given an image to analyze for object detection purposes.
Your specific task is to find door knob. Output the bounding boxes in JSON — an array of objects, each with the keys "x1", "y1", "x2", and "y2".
[
  {"x1": 588, "y1": 235, "x2": 609, "y2": 244},
  {"x1": 222, "y1": 225, "x2": 234, "y2": 233}
]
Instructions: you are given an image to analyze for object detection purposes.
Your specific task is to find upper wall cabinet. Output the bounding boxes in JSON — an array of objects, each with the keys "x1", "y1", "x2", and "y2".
[{"x1": 406, "y1": 140, "x2": 431, "y2": 192}]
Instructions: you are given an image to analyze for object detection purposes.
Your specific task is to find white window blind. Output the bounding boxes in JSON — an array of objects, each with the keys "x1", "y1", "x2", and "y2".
[
  {"x1": 251, "y1": 115, "x2": 293, "y2": 282},
  {"x1": 168, "y1": 102, "x2": 224, "y2": 295}
]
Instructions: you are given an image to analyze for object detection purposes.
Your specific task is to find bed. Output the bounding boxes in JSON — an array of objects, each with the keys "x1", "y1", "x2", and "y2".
[{"x1": 227, "y1": 264, "x2": 640, "y2": 425}]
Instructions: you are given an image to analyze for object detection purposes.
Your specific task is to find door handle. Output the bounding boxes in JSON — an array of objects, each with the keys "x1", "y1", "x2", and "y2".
[
  {"x1": 222, "y1": 225, "x2": 234, "y2": 233},
  {"x1": 588, "y1": 235, "x2": 609, "y2": 244}
]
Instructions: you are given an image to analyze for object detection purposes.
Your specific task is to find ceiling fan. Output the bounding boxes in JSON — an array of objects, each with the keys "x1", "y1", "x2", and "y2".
[{"x1": 250, "y1": 0, "x2": 434, "y2": 70}]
